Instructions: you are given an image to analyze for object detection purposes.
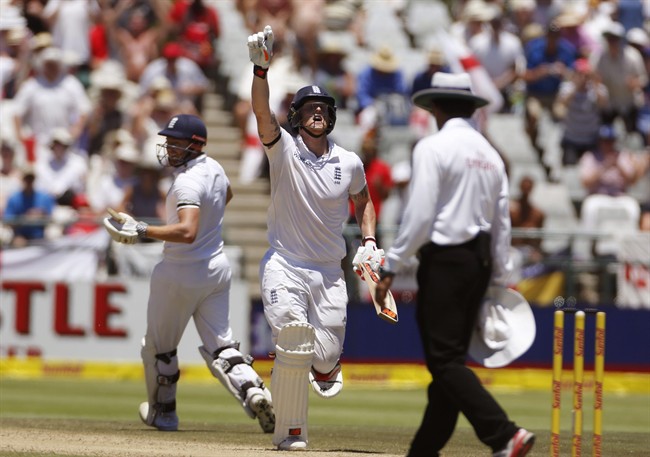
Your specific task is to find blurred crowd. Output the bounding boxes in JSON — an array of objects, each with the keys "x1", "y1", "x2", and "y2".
[{"x1": 1, "y1": 0, "x2": 649, "y2": 297}]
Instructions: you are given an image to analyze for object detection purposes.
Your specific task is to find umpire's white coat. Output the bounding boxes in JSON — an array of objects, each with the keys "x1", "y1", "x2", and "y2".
[{"x1": 260, "y1": 129, "x2": 366, "y2": 374}]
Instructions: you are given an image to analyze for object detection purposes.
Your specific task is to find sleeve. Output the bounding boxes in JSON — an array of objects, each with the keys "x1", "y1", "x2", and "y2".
[
  {"x1": 348, "y1": 153, "x2": 367, "y2": 196},
  {"x1": 384, "y1": 140, "x2": 440, "y2": 273},
  {"x1": 490, "y1": 169, "x2": 514, "y2": 287},
  {"x1": 4, "y1": 194, "x2": 18, "y2": 218},
  {"x1": 173, "y1": 173, "x2": 201, "y2": 209}
]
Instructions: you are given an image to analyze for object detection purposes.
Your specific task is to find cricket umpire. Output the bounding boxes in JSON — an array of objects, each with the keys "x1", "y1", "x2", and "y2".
[
  {"x1": 103, "y1": 114, "x2": 274, "y2": 433},
  {"x1": 375, "y1": 73, "x2": 535, "y2": 457}
]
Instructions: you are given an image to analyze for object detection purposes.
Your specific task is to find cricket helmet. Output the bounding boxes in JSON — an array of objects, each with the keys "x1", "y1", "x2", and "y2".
[
  {"x1": 287, "y1": 85, "x2": 337, "y2": 134},
  {"x1": 157, "y1": 114, "x2": 207, "y2": 167}
]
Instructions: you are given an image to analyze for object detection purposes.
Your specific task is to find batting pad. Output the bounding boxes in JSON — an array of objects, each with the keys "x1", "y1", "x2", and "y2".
[{"x1": 271, "y1": 322, "x2": 315, "y2": 447}]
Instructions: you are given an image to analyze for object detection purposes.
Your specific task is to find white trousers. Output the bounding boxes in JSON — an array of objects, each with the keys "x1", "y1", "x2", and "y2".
[
  {"x1": 145, "y1": 253, "x2": 233, "y2": 355},
  {"x1": 260, "y1": 249, "x2": 347, "y2": 374}
]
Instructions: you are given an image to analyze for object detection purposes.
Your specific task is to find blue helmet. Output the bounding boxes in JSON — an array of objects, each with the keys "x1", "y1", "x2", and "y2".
[
  {"x1": 158, "y1": 114, "x2": 207, "y2": 144},
  {"x1": 287, "y1": 85, "x2": 337, "y2": 134},
  {"x1": 157, "y1": 114, "x2": 207, "y2": 167}
]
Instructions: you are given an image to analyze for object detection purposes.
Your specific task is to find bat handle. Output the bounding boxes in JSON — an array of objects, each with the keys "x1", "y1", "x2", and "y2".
[{"x1": 107, "y1": 207, "x2": 126, "y2": 224}]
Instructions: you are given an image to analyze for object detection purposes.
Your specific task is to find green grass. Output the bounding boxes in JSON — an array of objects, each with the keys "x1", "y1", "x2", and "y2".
[{"x1": 1, "y1": 378, "x2": 649, "y2": 456}]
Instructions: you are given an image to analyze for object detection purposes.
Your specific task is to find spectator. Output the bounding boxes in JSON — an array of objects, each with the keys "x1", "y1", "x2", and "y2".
[
  {"x1": 449, "y1": 0, "x2": 492, "y2": 46},
  {"x1": 579, "y1": 124, "x2": 643, "y2": 197},
  {"x1": 530, "y1": 0, "x2": 563, "y2": 29},
  {"x1": 509, "y1": 175, "x2": 545, "y2": 277},
  {"x1": 113, "y1": 2, "x2": 167, "y2": 82},
  {"x1": 138, "y1": 42, "x2": 209, "y2": 114},
  {"x1": 356, "y1": 45, "x2": 409, "y2": 130},
  {"x1": 131, "y1": 87, "x2": 179, "y2": 150},
  {"x1": 469, "y1": 5, "x2": 525, "y2": 113},
  {"x1": 626, "y1": 27, "x2": 650, "y2": 59},
  {"x1": 41, "y1": 0, "x2": 101, "y2": 75},
  {"x1": 554, "y1": 58, "x2": 609, "y2": 166},
  {"x1": 313, "y1": 32, "x2": 355, "y2": 110},
  {"x1": 34, "y1": 128, "x2": 88, "y2": 207},
  {"x1": 507, "y1": 0, "x2": 536, "y2": 37},
  {"x1": 522, "y1": 21, "x2": 577, "y2": 174},
  {"x1": 12, "y1": 46, "x2": 92, "y2": 158},
  {"x1": 118, "y1": 158, "x2": 166, "y2": 224},
  {"x1": 578, "y1": 124, "x2": 646, "y2": 295},
  {"x1": 4, "y1": 164, "x2": 55, "y2": 247},
  {"x1": 616, "y1": 0, "x2": 645, "y2": 32},
  {"x1": 632, "y1": 34, "x2": 650, "y2": 144},
  {"x1": 86, "y1": 69, "x2": 128, "y2": 157},
  {"x1": 594, "y1": 22, "x2": 648, "y2": 143},
  {"x1": 88, "y1": 141, "x2": 139, "y2": 214},
  {"x1": 0, "y1": 23, "x2": 31, "y2": 100},
  {"x1": 168, "y1": 0, "x2": 221, "y2": 79},
  {"x1": 0, "y1": 138, "x2": 24, "y2": 215},
  {"x1": 348, "y1": 127, "x2": 393, "y2": 227},
  {"x1": 410, "y1": 45, "x2": 449, "y2": 96},
  {"x1": 554, "y1": 6, "x2": 597, "y2": 58},
  {"x1": 22, "y1": 0, "x2": 49, "y2": 36}
]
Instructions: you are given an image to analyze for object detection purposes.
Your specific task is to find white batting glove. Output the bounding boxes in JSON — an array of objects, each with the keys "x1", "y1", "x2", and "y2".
[
  {"x1": 247, "y1": 25, "x2": 274, "y2": 69},
  {"x1": 352, "y1": 239, "x2": 385, "y2": 281},
  {"x1": 103, "y1": 210, "x2": 147, "y2": 245}
]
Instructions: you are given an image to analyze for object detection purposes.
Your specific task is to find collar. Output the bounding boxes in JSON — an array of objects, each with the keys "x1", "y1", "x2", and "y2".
[
  {"x1": 296, "y1": 134, "x2": 335, "y2": 161},
  {"x1": 440, "y1": 117, "x2": 477, "y2": 132}
]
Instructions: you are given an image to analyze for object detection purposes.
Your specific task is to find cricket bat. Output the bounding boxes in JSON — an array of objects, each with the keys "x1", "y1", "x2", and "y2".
[
  {"x1": 107, "y1": 207, "x2": 125, "y2": 223},
  {"x1": 360, "y1": 262, "x2": 398, "y2": 324}
]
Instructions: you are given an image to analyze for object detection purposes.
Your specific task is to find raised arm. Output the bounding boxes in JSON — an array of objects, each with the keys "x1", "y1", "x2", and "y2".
[{"x1": 248, "y1": 26, "x2": 281, "y2": 146}]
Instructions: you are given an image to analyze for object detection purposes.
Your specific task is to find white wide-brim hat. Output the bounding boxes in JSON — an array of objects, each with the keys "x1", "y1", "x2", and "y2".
[
  {"x1": 468, "y1": 287, "x2": 536, "y2": 368},
  {"x1": 412, "y1": 72, "x2": 489, "y2": 112}
]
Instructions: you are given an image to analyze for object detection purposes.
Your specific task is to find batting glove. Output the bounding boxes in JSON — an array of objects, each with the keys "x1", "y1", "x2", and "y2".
[
  {"x1": 103, "y1": 210, "x2": 147, "y2": 245},
  {"x1": 247, "y1": 25, "x2": 274, "y2": 69},
  {"x1": 352, "y1": 238, "x2": 385, "y2": 280}
]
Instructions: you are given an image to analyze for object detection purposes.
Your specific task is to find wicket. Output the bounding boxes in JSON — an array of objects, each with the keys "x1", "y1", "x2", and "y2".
[{"x1": 551, "y1": 309, "x2": 606, "y2": 457}]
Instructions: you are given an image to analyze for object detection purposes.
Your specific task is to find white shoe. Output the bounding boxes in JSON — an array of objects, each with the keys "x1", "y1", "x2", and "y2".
[
  {"x1": 309, "y1": 363, "x2": 343, "y2": 398},
  {"x1": 247, "y1": 390, "x2": 275, "y2": 433},
  {"x1": 138, "y1": 402, "x2": 178, "y2": 431},
  {"x1": 277, "y1": 436, "x2": 307, "y2": 451},
  {"x1": 493, "y1": 428, "x2": 535, "y2": 457}
]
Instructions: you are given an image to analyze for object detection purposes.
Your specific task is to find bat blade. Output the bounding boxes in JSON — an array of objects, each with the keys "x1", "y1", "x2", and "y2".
[
  {"x1": 361, "y1": 262, "x2": 398, "y2": 324},
  {"x1": 107, "y1": 207, "x2": 125, "y2": 223}
]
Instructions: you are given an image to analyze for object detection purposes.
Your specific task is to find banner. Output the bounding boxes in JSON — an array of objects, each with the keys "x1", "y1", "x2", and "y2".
[
  {"x1": 617, "y1": 232, "x2": 650, "y2": 309},
  {"x1": 0, "y1": 278, "x2": 251, "y2": 361}
]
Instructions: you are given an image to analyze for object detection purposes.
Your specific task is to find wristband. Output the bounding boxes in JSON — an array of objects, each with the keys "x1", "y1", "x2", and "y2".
[
  {"x1": 136, "y1": 222, "x2": 148, "y2": 238},
  {"x1": 253, "y1": 65, "x2": 268, "y2": 79},
  {"x1": 362, "y1": 236, "x2": 376, "y2": 246}
]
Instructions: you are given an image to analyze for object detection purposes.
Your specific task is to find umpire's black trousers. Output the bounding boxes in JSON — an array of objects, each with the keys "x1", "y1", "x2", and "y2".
[{"x1": 407, "y1": 233, "x2": 517, "y2": 457}]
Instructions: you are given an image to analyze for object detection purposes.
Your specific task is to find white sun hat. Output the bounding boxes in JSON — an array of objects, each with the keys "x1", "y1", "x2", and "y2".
[{"x1": 468, "y1": 286, "x2": 536, "y2": 368}]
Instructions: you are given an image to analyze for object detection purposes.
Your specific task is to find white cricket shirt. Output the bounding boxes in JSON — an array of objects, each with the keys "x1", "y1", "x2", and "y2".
[
  {"x1": 384, "y1": 118, "x2": 513, "y2": 286},
  {"x1": 265, "y1": 129, "x2": 366, "y2": 264},
  {"x1": 163, "y1": 155, "x2": 229, "y2": 262}
]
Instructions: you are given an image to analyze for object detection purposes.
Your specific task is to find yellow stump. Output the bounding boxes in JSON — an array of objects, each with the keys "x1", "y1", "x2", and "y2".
[
  {"x1": 551, "y1": 310, "x2": 564, "y2": 457},
  {"x1": 593, "y1": 312, "x2": 606, "y2": 457},
  {"x1": 572, "y1": 311, "x2": 585, "y2": 457}
]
